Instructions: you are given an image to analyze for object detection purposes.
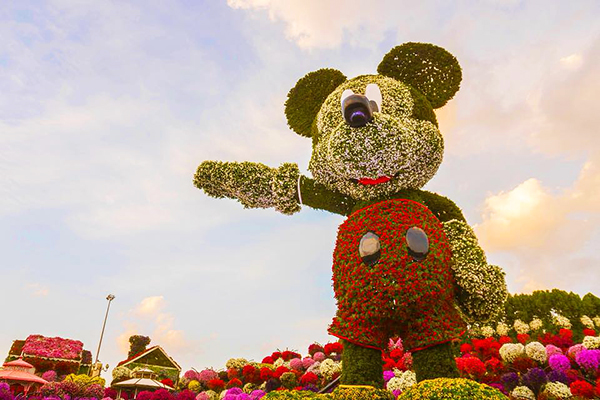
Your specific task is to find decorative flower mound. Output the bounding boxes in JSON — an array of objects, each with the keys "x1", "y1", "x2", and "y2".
[
  {"x1": 386, "y1": 371, "x2": 416, "y2": 393},
  {"x1": 582, "y1": 335, "x2": 600, "y2": 349},
  {"x1": 514, "y1": 320, "x2": 530, "y2": 335},
  {"x1": 499, "y1": 343, "x2": 525, "y2": 363},
  {"x1": 328, "y1": 199, "x2": 465, "y2": 350},
  {"x1": 543, "y1": 382, "x2": 571, "y2": 399},
  {"x1": 397, "y1": 378, "x2": 506, "y2": 399},
  {"x1": 525, "y1": 342, "x2": 547, "y2": 363},
  {"x1": 22, "y1": 334, "x2": 84, "y2": 360},
  {"x1": 548, "y1": 355, "x2": 570, "y2": 372},
  {"x1": 511, "y1": 385, "x2": 535, "y2": 400}
]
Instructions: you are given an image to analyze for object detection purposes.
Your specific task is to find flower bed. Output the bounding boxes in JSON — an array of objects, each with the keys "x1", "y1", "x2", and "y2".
[{"x1": 22, "y1": 335, "x2": 84, "y2": 360}]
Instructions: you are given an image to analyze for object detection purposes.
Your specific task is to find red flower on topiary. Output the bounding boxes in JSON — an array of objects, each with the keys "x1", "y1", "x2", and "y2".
[
  {"x1": 300, "y1": 372, "x2": 318, "y2": 386},
  {"x1": 485, "y1": 357, "x2": 504, "y2": 374},
  {"x1": 271, "y1": 352, "x2": 281, "y2": 360},
  {"x1": 207, "y1": 379, "x2": 225, "y2": 391},
  {"x1": 559, "y1": 329, "x2": 573, "y2": 339},
  {"x1": 570, "y1": 380, "x2": 595, "y2": 398},
  {"x1": 498, "y1": 336, "x2": 512, "y2": 345},
  {"x1": 308, "y1": 343, "x2": 324, "y2": 356},
  {"x1": 456, "y1": 356, "x2": 485, "y2": 378},
  {"x1": 227, "y1": 368, "x2": 239, "y2": 380}
]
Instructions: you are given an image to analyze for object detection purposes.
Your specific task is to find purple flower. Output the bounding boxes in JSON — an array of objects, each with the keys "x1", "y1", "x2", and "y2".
[
  {"x1": 549, "y1": 354, "x2": 571, "y2": 372},
  {"x1": 567, "y1": 344, "x2": 585, "y2": 359},
  {"x1": 250, "y1": 390, "x2": 266, "y2": 399},
  {"x1": 500, "y1": 372, "x2": 519, "y2": 392},
  {"x1": 226, "y1": 388, "x2": 243, "y2": 396},
  {"x1": 575, "y1": 349, "x2": 600, "y2": 371},
  {"x1": 392, "y1": 389, "x2": 401, "y2": 399},
  {"x1": 487, "y1": 383, "x2": 506, "y2": 395},
  {"x1": 522, "y1": 367, "x2": 547, "y2": 394},
  {"x1": 547, "y1": 370, "x2": 568, "y2": 384},
  {"x1": 383, "y1": 370, "x2": 395, "y2": 383},
  {"x1": 301, "y1": 384, "x2": 318, "y2": 392}
]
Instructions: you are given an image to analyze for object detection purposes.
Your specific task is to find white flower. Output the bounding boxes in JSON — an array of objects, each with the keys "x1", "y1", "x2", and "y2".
[
  {"x1": 543, "y1": 381, "x2": 572, "y2": 398},
  {"x1": 386, "y1": 371, "x2": 416, "y2": 392},
  {"x1": 481, "y1": 325, "x2": 495, "y2": 337},
  {"x1": 511, "y1": 386, "x2": 535, "y2": 400},
  {"x1": 496, "y1": 322, "x2": 510, "y2": 336},
  {"x1": 582, "y1": 336, "x2": 600, "y2": 349},
  {"x1": 529, "y1": 318, "x2": 543, "y2": 331},
  {"x1": 225, "y1": 357, "x2": 248, "y2": 370},
  {"x1": 514, "y1": 319, "x2": 530, "y2": 335},
  {"x1": 499, "y1": 343, "x2": 525, "y2": 363},
  {"x1": 318, "y1": 359, "x2": 341, "y2": 379},
  {"x1": 273, "y1": 357, "x2": 284, "y2": 367},
  {"x1": 581, "y1": 315, "x2": 594, "y2": 329},
  {"x1": 525, "y1": 341, "x2": 547, "y2": 363},
  {"x1": 552, "y1": 314, "x2": 572, "y2": 329},
  {"x1": 593, "y1": 316, "x2": 600, "y2": 327}
]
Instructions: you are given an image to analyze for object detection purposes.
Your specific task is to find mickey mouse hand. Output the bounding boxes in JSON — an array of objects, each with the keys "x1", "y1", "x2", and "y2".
[
  {"x1": 194, "y1": 161, "x2": 301, "y2": 215},
  {"x1": 443, "y1": 219, "x2": 508, "y2": 323}
]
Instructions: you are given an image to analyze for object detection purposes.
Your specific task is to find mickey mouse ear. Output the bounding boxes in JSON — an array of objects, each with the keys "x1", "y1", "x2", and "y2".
[
  {"x1": 377, "y1": 42, "x2": 462, "y2": 109},
  {"x1": 285, "y1": 68, "x2": 346, "y2": 138}
]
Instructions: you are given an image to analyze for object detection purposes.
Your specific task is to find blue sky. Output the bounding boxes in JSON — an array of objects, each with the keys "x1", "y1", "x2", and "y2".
[{"x1": 1, "y1": 0, "x2": 600, "y2": 378}]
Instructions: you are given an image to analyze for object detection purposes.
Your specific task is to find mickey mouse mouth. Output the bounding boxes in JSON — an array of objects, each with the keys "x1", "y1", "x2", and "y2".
[{"x1": 350, "y1": 175, "x2": 394, "y2": 186}]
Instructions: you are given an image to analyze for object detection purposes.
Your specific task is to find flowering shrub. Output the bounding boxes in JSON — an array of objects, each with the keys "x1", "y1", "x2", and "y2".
[
  {"x1": 42, "y1": 370, "x2": 57, "y2": 382},
  {"x1": 22, "y1": 335, "x2": 83, "y2": 360}
]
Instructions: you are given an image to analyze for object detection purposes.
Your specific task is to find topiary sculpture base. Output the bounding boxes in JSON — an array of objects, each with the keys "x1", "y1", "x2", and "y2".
[
  {"x1": 412, "y1": 342, "x2": 459, "y2": 382},
  {"x1": 397, "y1": 378, "x2": 506, "y2": 399}
]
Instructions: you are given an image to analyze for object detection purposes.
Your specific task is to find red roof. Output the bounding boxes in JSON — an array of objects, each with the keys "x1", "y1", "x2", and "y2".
[
  {"x1": 3, "y1": 359, "x2": 34, "y2": 369},
  {"x1": 0, "y1": 359, "x2": 47, "y2": 385}
]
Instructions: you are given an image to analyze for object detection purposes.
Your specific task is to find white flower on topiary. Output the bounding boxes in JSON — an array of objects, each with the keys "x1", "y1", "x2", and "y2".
[
  {"x1": 496, "y1": 322, "x2": 510, "y2": 336},
  {"x1": 499, "y1": 343, "x2": 525, "y2": 363},
  {"x1": 525, "y1": 342, "x2": 547, "y2": 363},
  {"x1": 511, "y1": 386, "x2": 535, "y2": 400},
  {"x1": 514, "y1": 319, "x2": 530, "y2": 335},
  {"x1": 543, "y1": 382, "x2": 572, "y2": 399}
]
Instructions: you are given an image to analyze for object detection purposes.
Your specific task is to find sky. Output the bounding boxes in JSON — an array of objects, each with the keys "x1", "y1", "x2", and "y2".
[{"x1": 1, "y1": 0, "x2": 600, "y2": 380}]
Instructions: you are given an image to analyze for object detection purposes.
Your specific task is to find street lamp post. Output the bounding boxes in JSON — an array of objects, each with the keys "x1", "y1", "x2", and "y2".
[{"x1": 94, "y1": 294, "x2": 115, "y2": 368}]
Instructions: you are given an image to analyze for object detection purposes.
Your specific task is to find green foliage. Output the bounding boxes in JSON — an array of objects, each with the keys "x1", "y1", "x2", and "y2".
[
  {"x1": 377, "y1": 42, "x2": 462, "y2": 109},
  {"x1": 340, "y1": 340, "x2": 384, "y2": 388},
  {"x1": 299, "y1": 176, "x2": 355, "y2": 215},
  {"x1": 128, "y1": 335, "x2": 151, "y2": 358},
  {"x1": 285, "y1": 68, "x2": 346, "y2": 137},
  {"x1": 408, "y1": 86, "x2": 438, "y2": 127},
  {"x1": 128, "y1": 362, "x2": 180, "y2": 383},
  {"x1": 194, "y1": 161, "x2": 301, "y2": 215},
  {"x1": 280, "y1": 372, "x2": 298, "y2": 389},
  {"x1": 397, "y1": 378, "x2": 506, "y2": 399},
  {"x1": 411, "y1": 342, "x2": 459, "y2": 382},
  {"x1": 498, "y1": 289, "x2": 600, "y2": 340}
]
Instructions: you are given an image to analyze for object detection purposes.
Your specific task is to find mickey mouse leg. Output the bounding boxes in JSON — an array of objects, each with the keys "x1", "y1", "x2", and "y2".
[
  {"x1": 412, "y1": 342, "x2": 458, "y2": 381},
  {"x1": 339, "y1": 340, "x2": 384, "y2": 388}
]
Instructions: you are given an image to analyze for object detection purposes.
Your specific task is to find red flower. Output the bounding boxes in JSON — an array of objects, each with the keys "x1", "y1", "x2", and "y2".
[
  {"x1": 206, "y1": 379, "x2": 224, "y2": 391},
  {"x1": 498, "y1": 336, "x2": 512, "y2": 345},
  {"x1": 382, "y1": 357, "x2": 395, "y2": 371},
  {"x1": 160, "y1": 378, "x2": 173, "y2": 387},
  {"x1": 389, "y1": 348, "x2": 403, "y2": 360},
  {"x1": 273, "y1": 366, "x2": 290, "y2": 379},
  {"x1": 324, "y1": 342, "x2": 343, "y2": 355},
  {"x1": 271, "y1": 351, "x2": 281, "y2": 360},
  {"x1": 559, "y1": 329, "x2": 573, "y2": 339},
  {"x1": 262, "y1": 356, "x2": 274, "y2": 364},
  {"x1": 227, "y1": 368, "x2": 239, "y2": 380},
  {"x1": 259, "y1": 367, "x2": 273, "y2": 381},
  {"x1": 583, "y1": 328, "x2": 596, "y2": 337},
  {"x1": 456, "y1": 356, "x2": 485, "y2": 378},
  {"x1": 485, "y1": 357, "x2": 504, "y2": 374},
  {"x1": 516, "y1": 334, "x2": 530, "y2": 344},
  {"x1": 460, "y1": 343, "x2": 473, "y2": 354},
  {"x1": 226, "y1": 378, "x2": 242, "y2": 389},
  {"x1": 300, "y1": 372, "x2": 318, "y2": 385},
  {"x1": 570, "y1": 380, "x2": 595, "y2": 398},
  {"x1": 308, "y1": 343, "x2": 324, "y2": 356}
]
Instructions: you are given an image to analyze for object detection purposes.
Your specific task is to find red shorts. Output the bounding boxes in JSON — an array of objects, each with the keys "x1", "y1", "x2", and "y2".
[{"x1": 328, "y1": 199, "x2": 465, "y2": 351}]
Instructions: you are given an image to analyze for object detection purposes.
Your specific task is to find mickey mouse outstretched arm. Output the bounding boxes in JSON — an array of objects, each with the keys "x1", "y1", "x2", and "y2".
[{"x1": 194, "y1": 161, "x2": 355, "y2": 216}]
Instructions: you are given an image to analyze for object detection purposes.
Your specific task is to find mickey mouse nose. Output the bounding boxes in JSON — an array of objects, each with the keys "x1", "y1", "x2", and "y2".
[{"x1": 342, "y1": 94, "x2": 373, "y2": 127}]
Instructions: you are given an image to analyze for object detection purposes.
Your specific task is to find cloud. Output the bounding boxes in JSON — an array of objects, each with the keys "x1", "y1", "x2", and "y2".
[
  {"x1": 136, "y1": 296, "x2": 165, "y2": 316},
  {"x1": 26, "y1": 283, "x2": 49, "y2": 297},
  {"x1": 476, "y1": 157, "x2": 600, "y2": 293},
  {"x1": 226, "y1": 0, "x2": 435, "y2": 49}
]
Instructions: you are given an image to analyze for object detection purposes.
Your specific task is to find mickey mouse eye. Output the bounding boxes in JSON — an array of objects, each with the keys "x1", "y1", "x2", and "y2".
[
  {"x1": 406, "y1": 227, "x2": 429, "y2": 261},
  {"x1": 365, "y1": 83, "x2": 382, "y2": 112},
  {"x1": 359, "y1": 231, "x2": 380, "y2": 266},
  {"x1": 341, "y1": 89, "x2": 355, "y2": 108}
]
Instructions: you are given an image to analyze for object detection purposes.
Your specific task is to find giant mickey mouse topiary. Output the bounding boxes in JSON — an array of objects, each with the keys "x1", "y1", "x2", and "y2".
[{"x1": 194, "y1": 42, "x2": 508, "y2": 387}]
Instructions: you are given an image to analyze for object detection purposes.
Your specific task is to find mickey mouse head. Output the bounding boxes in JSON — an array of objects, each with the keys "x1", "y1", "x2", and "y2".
[{"x1": 285, "y1": 42, "x2": 462, "y2": 201}]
